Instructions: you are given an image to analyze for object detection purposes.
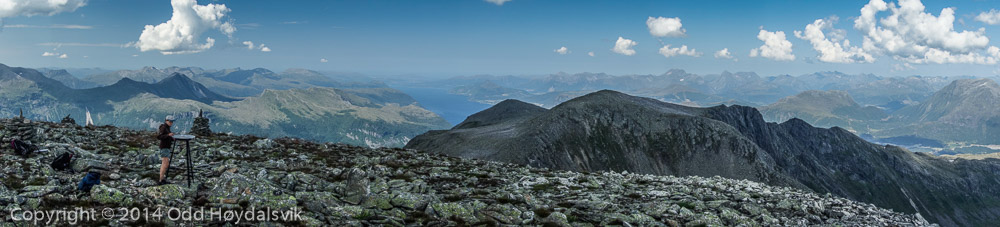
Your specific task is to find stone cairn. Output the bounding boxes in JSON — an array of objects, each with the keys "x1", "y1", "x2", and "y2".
[
  {"x1": 190, "y1": 109, "x2": 212, "y2": 136},
  {"x1": 60, "y1": 114, "x2": 76, "y2": 125},
  {"x1": 9, "y1": 108, "x2": 38, "y2": 144}
]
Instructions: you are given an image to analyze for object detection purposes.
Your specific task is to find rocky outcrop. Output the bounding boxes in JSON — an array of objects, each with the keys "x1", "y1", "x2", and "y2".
[
  {"x1": 407, "y1": 90, "x2": 1000, "y2": 226},
  {"x1": 0, "y1": 118, "x2": 930, "y2": 226}
]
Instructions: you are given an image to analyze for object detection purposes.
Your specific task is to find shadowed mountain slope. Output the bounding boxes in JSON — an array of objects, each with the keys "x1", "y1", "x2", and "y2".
[{"x1": 407, "y1": 90, "x2": 1000, "y2": 226}]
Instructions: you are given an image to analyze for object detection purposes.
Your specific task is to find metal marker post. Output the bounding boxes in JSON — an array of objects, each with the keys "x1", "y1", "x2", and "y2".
[{"x1": 172, "y1": 135, "x2": 196, "y2": 187}]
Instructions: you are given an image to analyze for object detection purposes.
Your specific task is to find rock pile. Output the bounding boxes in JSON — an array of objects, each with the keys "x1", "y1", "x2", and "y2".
[
  {"x1": 60, "y1": 115, "x2": 76, "y2": 125},
  {"x1": 190, "y1": 109, "x2": 211, "y2": 137},
  {"x1": 0, "y1": 118, "x2": 934, "y2": 226},
  {"x1": 6, "y1": 117, "x2": 38, "y2": 144}
]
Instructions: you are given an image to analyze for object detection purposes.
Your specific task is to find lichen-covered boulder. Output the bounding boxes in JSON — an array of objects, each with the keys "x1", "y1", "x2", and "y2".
[
  {"x1": 207, "y1": 172, "x2": 296, "y2": 210},
  {"x1": 144, "y1": 184, "x2": 186, "y2": 202},
  {"x1": 90, "y1": 185, "x2": 134, "y2": 207}
]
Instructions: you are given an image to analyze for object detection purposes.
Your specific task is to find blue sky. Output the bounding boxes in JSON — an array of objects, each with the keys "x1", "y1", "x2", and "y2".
[{"x1": 2, "y1": 0, "x2": 1000, "y2": 78}]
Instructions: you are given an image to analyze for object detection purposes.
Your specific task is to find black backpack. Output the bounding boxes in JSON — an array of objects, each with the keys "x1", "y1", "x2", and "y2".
[
  {"x1": 51, "y1": 151, "x2": 75, "y2": 171},
  {"x1": 9, "y1": 139, "x2": 34, "y2": 157}
]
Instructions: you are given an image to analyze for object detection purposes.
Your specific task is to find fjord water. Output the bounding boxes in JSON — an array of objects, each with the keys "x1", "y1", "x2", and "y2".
[{"x1": 392, "y1": 86, "x2": 492, "y2": 126}]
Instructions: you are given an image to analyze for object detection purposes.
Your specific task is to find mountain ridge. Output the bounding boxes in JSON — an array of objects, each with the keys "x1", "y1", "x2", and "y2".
[{"x1": 407, "y1": 90, "x2": 1000, "y2": 226}]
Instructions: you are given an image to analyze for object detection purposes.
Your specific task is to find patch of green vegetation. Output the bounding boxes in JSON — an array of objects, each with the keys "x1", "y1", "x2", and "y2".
[
  {"x1": 25, "y1": 177, "x2": 47, "y2": 186},
  {"x1": 531, "y1": 183, "x2": 553, "y2": 191}
]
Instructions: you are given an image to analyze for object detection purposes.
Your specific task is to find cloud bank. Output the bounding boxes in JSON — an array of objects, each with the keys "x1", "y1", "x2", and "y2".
[
  {"x1": 854, "y1": 0, "x2": 996, "y2": 64},
  {"x1": 795, "y1": 16, "x2": 873, "y2": 63}
]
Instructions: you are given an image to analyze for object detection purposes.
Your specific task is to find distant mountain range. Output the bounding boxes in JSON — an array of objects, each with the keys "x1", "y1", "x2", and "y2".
[
  {"x1": 1, "y1": 63, "x2": 449, "y2": 147},
  {"x1": 760, "y1": 79, "x2": 1000, "y2": 153},
  {"x1": 431, "y1": 70, "x2": 974, "y2": 108},
  {"x1": 406, "y1": 90, "x2": 1000, "y2": 226},
  {"x1": 48, "y1": 66, "x2": 387, "y2": 97},
  {"x1": 761, "y1": 90, "x2": 886, "y2": 131},
  {"x1": 449, "y1": 80, "x2": 531, "y2": 105},
  {"x1": 37, "y1": 69, "x2": 99, "y2": 89}
]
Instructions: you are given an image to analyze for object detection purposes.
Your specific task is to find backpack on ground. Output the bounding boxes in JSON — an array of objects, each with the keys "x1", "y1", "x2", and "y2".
[
  {"x1": 10, "y1": 139, "x2": 35, "y2": 157},
  {"x1": 78, "y1": 172, "x2": 101, "y2": 192},
  {"x1": 51, "y1": 151, "x2": 75, "y2": 171}
]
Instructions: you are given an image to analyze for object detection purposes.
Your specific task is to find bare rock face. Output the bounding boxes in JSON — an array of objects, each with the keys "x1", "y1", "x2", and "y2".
[{"x1": 190, "y1": 109, "x2": 212, "y2": 136}]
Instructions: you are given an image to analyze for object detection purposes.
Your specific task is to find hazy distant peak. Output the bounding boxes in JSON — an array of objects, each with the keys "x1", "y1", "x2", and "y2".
[
  {"x1": 947, "y1": 78, "x2": 999, "y2": 89},
  {"x1": 158, "y1": 73, "x2": 195, "y2": 84},
  {"x1": 663, "y1": 68, "x2": 688, "y2": 75},
  {"x1": 282, "y1": 68, "x2": 323, "y2": 75},
  {"x1": 112, "y1": 77, "x2": 140, "y2": 84},
  {"x1": 774, "y1": 90, "x2": 856, "y2": 105}
]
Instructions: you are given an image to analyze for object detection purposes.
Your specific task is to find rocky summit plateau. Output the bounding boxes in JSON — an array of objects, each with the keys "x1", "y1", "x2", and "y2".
[{"x1": 0, "y1": 118, "x2": 930, "y2": 226}]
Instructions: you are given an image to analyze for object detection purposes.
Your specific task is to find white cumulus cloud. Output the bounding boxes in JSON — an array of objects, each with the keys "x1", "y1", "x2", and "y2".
[
  {"x1": 133, "y1": 0, "x2": 237, "y2": 55},
  {"x1": 658, "y1": 45, "x2": 701, "y2": 58},
  {"x1": 646, "y1": 16, "x2": 685, "y2": 37},
  {"x1": 854, "y1": 0, "x2": 994, "y2": 64},
  {"x1": 750, "y1": 28, "x2": 795, "y2": 61},
  {"x1": 484, "y1": 0, "x2": 511, "y2": 6},
  {"x1": 42, "y1": 51, "x2": 67, "y2": 58},
  {"x1": 795, "y1": 16, "x2": 874, "y2": 63},
  {"x1": 320, "y1": 58, "x2": 328, "y2": 63},
  {"x1": 554, "y1": 46, "x2": 569, "y2": 55},
  {"x1": 612, "y1": 37, "x2": 637, "y2": 56},
  {"x1": 976, "y1": 9, "x2": 1000, "y2": 25},
  {"x1": 242, "y1": 41, "x2": 270, "y2": 52},
  {"x1": 0, "y1": 0, "x2": 86, "y2": 18},
  {"x1": 714, "y1": 48, "x2": 734, "y2": 59}
]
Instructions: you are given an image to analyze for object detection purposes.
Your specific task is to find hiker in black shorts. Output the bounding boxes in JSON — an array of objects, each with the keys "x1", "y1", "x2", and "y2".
[{"x1": 156, "y1": 115, "x2": 175, "y2": 185}]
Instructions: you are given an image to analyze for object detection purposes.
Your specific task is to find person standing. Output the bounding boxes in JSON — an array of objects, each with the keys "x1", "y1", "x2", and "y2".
[{"x1": 157, "y1": 115, "x2": 175, "y2": 185}]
